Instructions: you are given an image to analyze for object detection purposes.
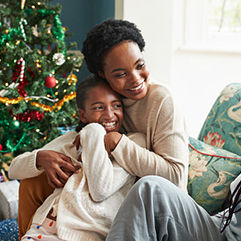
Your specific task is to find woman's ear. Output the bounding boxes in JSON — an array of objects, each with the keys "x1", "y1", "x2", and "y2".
[
  {"x1": 78, "y1": 109, "x2": 88, "y2": 123},
  {"x1": 98, "y1": 71, "x2": 105, "y2": 79}
]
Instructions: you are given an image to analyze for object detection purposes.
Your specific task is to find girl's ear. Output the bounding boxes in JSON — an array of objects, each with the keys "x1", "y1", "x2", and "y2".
[{"x1": 78, "y1": 109, "x2": 88, "y2": 123}]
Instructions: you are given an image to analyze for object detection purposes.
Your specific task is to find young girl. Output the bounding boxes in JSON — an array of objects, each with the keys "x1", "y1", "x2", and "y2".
[{"x1": 9, "y1": 75, "x2": 146, "y2": 241}]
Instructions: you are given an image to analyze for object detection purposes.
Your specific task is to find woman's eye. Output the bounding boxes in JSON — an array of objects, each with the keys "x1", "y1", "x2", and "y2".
[
  {"x1": 137, "y1": 63, "x2": 145, "y2": 70},
  {"x1": 115, "y1": 72, "x2": 126, "y2": 78}
]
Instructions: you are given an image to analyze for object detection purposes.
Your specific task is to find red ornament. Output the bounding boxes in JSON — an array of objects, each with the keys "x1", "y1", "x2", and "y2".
[
  {"x1": 45, "y1": 76, "x2": 57, "y2": 88},
  {"x1": 0, "y1": 144, "x2": 2, "y2": 151}
]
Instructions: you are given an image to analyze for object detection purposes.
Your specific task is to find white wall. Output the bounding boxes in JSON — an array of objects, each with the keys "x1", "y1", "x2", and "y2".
[{"x1": 115, "y1": 0, "x2": 241, "y2": 138}]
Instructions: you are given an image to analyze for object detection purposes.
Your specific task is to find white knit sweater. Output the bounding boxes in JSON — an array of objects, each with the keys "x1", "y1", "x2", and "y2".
[{"x1": 9, "y1": 123, "x2": 146, "y2": 241}]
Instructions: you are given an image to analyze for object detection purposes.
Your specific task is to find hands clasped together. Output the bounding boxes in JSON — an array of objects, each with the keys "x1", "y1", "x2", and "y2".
[{"x1": 36, "y1": 131, "x2": 122, "y2": 188}]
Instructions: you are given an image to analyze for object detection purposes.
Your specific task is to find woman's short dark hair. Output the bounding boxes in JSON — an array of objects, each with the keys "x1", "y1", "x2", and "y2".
[
  {"x1": 82, "y1": 19, "x2": 145, "y2": 75},
  {"x1": 75, "y1": 74, "x2": 106, "y2": 131}
]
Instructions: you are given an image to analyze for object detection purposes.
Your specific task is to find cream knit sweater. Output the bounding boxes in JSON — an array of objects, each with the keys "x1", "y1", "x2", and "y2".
[
  {"x1": 9, "y1": 123, "x2": 146, "y2": 241},
  {"x1": 112, "y1": 83, "x2": 189, "y2": 192}
]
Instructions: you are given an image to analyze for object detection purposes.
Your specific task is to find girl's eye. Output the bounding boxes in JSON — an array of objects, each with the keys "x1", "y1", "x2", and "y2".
[
  {"x1": 137, "y1": 62, "x2": 145, "y2": 70},
  {"x1": 113, "y1": 103, "x2": 123, "y2": 109},
  {"x1": 115, "y1": 72, "x2": 126, "y2": 78},
  {"x1": 93, "y1": 105, "x2": 103, "y2": 110}
]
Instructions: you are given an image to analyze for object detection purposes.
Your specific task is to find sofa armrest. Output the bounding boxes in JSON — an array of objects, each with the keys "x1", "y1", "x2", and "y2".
[{"x1": 198, "y1": 83, "x2": 241, "y2": 156}]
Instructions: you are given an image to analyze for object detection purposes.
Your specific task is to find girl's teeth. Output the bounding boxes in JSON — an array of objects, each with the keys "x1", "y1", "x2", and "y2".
[{"x1": 103, "y1": 122, "x2": 116, "y2": 127}]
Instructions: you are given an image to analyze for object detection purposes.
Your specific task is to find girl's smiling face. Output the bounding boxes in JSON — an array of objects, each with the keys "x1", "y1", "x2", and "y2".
[
  {"x1": 78, "y1": 82, "x2": 123, "y2": 133},
  {"x1": 100, "y1": 41, "x2": 150, "y2": 100}
]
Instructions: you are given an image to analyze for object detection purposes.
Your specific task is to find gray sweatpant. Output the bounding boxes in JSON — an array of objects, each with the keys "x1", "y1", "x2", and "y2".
[{"x1": 106, "y1": 176, "x2": 227, "y2": 241}]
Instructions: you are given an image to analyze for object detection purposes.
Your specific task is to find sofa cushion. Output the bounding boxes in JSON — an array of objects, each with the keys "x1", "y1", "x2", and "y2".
[
  {"x1": 187, "y1": 136, "x2": 241, "y2": 214},
  {"x1": 198, "y1": 83, "x2": 241, "y2": 156}
]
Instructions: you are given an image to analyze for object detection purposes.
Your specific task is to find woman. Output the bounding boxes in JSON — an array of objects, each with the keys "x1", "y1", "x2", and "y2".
[{"x1": 18, "y1": 19, "x2": 189, "y2": 238}]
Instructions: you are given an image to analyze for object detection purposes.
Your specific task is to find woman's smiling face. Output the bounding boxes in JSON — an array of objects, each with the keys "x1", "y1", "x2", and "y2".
[{"x1": 100, "y1": 41, "x2": 150, "y2": 100}]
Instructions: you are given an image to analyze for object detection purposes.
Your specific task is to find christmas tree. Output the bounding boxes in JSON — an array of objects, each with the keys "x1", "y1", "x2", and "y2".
[{"x1": 0, "y1": 0, "x2": 83, "y2": 180}]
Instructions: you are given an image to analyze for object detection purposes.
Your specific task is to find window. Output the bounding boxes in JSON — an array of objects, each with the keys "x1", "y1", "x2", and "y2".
[{"x1": 184, "y1": 0, "x2": 241, "y2": 50}]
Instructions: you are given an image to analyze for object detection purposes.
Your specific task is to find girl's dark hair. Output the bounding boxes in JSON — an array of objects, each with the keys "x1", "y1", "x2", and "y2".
[
  {"x1": 82, "y1": 19, "x2": 145, "y2": 76},
  {"x1": 75, "y1": 75, "x2": 106, "y2": 132},
  {"x1": 221, "y1": 178, "x2": 241, "y2": 232}
]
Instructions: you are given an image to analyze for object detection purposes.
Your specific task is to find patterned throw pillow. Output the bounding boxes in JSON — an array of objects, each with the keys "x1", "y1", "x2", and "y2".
[
  {"x1": 198, "y1": 83, "x2": 241, "y2": 156},
  {"x1": 187, "y1": 136, "x2": 241, "y2": 214}
]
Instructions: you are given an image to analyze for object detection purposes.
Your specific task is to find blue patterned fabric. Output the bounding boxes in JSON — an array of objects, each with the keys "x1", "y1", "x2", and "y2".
[
  {"x1": 187, "y1": 136, "x2": 241, "y2": 214},
  {"x1": 198, "y1": 83, "x2": 241, "y2": 156},
  {"x1": 0, "y1": 218, "x2": 18, "y2": 241}
]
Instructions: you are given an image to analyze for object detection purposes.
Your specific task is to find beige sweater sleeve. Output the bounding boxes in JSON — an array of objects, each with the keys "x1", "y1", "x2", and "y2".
[
  {"x1": 112, "y1": 84, "x2": 189, "y2": 192},
  {"x1": 80, "y1": 123, "x2": 134, "y2": 202}
]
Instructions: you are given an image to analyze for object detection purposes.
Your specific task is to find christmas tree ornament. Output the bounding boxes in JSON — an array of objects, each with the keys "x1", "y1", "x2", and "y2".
[
  {"x1": 67, "y1": 74, "x2": 78, "y2": 85},
  {"x1": 45, "y1": 75, "x2": 57, "y2": 88},
  {"x1": 32, "y1": 25, "x2": 39, "y2": 37},
  {"x1": 0, "y1": 144, "x2": 2, "y2": 151},
  {"x1": 16, "y1": 57, "x2": 25, "y2": 82},
  {"x1": 19, "y1": 18, "x2": 27, "y2": 41},
  {"x1": 53, "y1": 53, "x2": 65, "y2": 65},
  {"x1": 21, "y1": 0, "x2": 26, "y2": 9}
]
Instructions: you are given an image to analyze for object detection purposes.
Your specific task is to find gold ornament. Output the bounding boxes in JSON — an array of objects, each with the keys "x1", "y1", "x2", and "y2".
[{"x1": 67, "y1": 74, "x2": 78, "y2": 85}]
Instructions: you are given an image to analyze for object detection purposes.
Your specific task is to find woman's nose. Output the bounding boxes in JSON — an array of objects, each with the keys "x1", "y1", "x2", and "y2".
[{"x1": 130, "y1": 70, "x2": 140, "y2": 83}]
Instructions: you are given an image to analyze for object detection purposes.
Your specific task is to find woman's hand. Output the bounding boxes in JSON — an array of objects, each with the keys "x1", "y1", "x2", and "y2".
[
  {"x1": 36, "y1": 150, "x2": 80, "y2": 188},
  {"x1": 104, "y1": 132, "x2": 122, "y2": 155}
]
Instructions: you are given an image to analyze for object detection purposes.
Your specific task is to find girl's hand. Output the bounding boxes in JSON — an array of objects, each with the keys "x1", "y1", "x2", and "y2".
[
  {"x1": 36, "y1": 150, "x2": 80, "y2": 188},
  {"x1": 104, "y1": 132, "x2": 122, "y2": 155}
]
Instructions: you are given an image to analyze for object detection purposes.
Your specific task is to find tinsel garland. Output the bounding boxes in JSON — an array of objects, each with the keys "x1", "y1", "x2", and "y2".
[
  {"x1": 13, "y1": 110, "x2": 44, "y2": 122},
  {"x1": 52, "y1": 14, "x2": 66, "y2": 54},
  {"x1": 31, "y1": 92, "x2": 76, "y2": 111},
  {"x1": 0, "y1": 92, "x2": 76, "y2": 111},
  {"x1": 0, "y1": 25, "x2": 24, "y2": 46},
  {"x1": 24, "y1": 8, "x2": 55, "y2": 17}
]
